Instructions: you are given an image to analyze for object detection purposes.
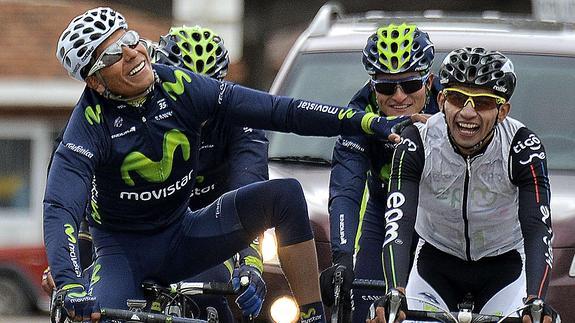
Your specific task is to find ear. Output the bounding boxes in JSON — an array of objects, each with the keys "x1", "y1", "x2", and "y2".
[
  {"x1": 437, "y1": 90, "x2": 446, "y2": 112},
  {"x1": 85, "y1": 75, "x2": 106, "y2": 94},
  {"x1": 497, "y1": 102, "x2": 511, "y2": 122},
  {"x1": 426, "y1": 73, "x2": 434, "y2": 89}
]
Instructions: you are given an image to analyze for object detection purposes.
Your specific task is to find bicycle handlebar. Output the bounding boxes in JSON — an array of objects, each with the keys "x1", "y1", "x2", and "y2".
[
  {"x1": 101, "y1": 308, "x2": 207, "y2": 323},
  {"x1": 143, "y1": 281, "x2": 236, "y2": 296},
  {"x1": 400, "y1": 309, "x2": 523, "y2": 323},
  {"x1": 345, "y1": 279, "x2": 526, "y2": 323}
]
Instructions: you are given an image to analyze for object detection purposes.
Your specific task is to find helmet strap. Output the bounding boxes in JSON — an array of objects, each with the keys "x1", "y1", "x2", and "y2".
[{"x1": 97, "y1": 70, "x2": 158, "y2": 106}]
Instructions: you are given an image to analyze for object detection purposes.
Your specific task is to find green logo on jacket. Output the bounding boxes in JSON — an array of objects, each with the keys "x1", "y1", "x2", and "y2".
[
  {"x1": 162, "y1": 69, "x2": 192, "y2": 101},
  {"x1": 121, "y1": 129, "x2": 190, "y2": 186},
  {"x1": 85, "y1": 104, "x2": 102, "y2": 125}
]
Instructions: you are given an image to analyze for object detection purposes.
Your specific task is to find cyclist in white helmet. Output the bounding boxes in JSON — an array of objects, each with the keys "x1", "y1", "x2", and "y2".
[
  {"x1": 47, "y1": 7, "x2": 421, "y2": 323},
  {"x1": 367, "y1": 47, "x2": 560, "y2": 323},
  {"x1": 44, "y1": 25, "x2": 268, "y2": 321}
]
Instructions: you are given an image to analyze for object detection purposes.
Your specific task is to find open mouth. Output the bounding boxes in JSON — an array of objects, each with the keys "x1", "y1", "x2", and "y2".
[
  {"x1": 456, "y1": 122, "x2": 480, "y2": 136},
  {"x1": 129, "y1": 61, "x2": 146, "y2": 76},
  {"x1": 389, "y1": 103, "x2": 411, "y2": 111}
]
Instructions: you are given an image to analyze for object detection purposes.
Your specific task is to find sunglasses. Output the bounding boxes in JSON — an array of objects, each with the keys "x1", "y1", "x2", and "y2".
[
  {"x1": 442, "y1": 88, "x2": 506, "y2": 112},
  {"x1": 371, "y1": 74, "x2": 429, "y2": 96},
  {"x1": 87, "y1": 30, "x2": 141, "y2": 77}
]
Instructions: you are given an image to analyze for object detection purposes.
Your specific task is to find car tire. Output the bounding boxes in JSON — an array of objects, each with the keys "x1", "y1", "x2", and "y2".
[{"x1": 0, "y1": 275, "x2": 31, "y2": 315}]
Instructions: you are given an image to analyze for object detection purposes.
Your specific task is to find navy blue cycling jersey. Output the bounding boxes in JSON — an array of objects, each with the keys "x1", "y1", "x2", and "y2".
[
  {"x1": 189, "y1": 119, "x2": 268, "y2": 210},
  {"x1": 44, "y1": 63, "x2": 374, "y2": 288},
  {"x1": 328, "y1": 81, "x2": 440, "y2": 258}
]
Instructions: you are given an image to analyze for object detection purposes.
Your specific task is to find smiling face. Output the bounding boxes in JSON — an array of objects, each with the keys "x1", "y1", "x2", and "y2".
[
  {"x1": 86, "y1": 29, "x2": 154, "y2": 98},
  {"x1": 438, "y1": 85, "x2": 511, "y2": 155},
  {"x1": 373, "y1": 71, "x2": 432, "y2": 117}
]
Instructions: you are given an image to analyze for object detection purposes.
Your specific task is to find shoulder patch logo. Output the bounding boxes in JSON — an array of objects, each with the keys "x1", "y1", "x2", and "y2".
[
  {"x1": 162, "y1": 69, "x2": 192, "y2": 101},
  {"x1": 85, "y1": 104, "x2": 102, "y2": 125}
]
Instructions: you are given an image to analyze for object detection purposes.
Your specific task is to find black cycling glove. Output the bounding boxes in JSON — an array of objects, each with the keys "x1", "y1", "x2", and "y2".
[{"x1": 319, "y1": 253, "x2": 354, "y2": 307}]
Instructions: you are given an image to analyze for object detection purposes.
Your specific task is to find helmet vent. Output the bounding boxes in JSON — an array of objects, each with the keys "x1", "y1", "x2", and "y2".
[
  {"x1": 77, "y1": 47, "x2": 87, "y2": 58},
  {"x1": 391, "y1": 30, "x2": 399, "y2": 39},
  {"x1": 391, "y1": 42, "x2": 398, "y2": 53},
  {"x1": 196, "y1": 60, "x2": 204, "y2": 72},
  {"x1": 391, "y1": 57, "x2": 399, "y2": 69},
  {"x1": 467, "y1": 66, "x2": 477, "y2": 79},
  {"x1": 83, "y1": 27, "x2": 94, "y2": 34},
  {"x1": 70, "y1": 33, "x2": 80, "y2": 41},
  {"x1": 171, "y1": 45, "x2": 180, "y2": 55},
  {"x1": 182, "y1": 42, "x2": 191, "y2": 51},
  {"x1": 195, "y1": 44, "x2": 203, "y2": 56},
  {"x1": 192, "y1": 32, "x2": 201, "y2": 42},
  {"x1": 90, "y1": 33, "x2": 102, "y2": 41},
  {"x1": 183, "y1": 55, "x2": 192, "y2": 64},
  {"x1": 216, "y1": 47, "x2": 222, "y2": 55},
  {"x1": 207, "y1": 43, "x2": 214, "y2": 52},
  {"x1": 207, "y1": 56, "x2": 214, "y2": 64},
  {"x1": 470, "y1": 55, "x2": 479, "y2": 65},
  {"x1": 203, "y1": 31, "x2": 211, "y2": 39},
  {"x1": 94, "y1": 21, "x2": 106, "y2": 30}
]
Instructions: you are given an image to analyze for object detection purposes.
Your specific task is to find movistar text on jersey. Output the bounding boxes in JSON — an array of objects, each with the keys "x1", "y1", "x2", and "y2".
[
  {"x1": 120, "y1": 170, "x2": 194, "y2": 201},
  {"x1": 296, "y1": 101, "x2": 339, "y2": 114}
]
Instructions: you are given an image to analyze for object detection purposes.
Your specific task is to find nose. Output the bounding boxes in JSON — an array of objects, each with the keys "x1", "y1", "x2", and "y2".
[
  {"x1": 459, "y1": 100, "x2": 477, "y2": 118},
  {"x1": 391, "y1": 85, "x2": 408, "y2": 101},
  {"x1": 122, "y1": 44, "x2": 139, "y2": 60}
]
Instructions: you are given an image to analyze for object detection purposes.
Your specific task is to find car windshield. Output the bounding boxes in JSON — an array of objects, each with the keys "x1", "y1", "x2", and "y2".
[{"x1": 268, "y1": 51, "x2": 575, "y2": 171}]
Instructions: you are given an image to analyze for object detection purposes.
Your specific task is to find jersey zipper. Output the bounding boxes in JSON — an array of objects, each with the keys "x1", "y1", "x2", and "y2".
[{"x1": 462, "y1": 155, "x2": 472, "y2": 261}]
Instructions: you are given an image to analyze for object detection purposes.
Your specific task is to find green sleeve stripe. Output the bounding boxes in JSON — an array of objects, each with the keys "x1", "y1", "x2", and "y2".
[
  {"x1": 243, "y1": 255, "x2": 264, "y2": 273},
  {"x1": 354, "y1": 181, "x2": 370, "y2": 253},
  {"x1": 224, "y1": 258, "x2": 234, "y2": 277},
  {"x1": 361, "y1": 113, "x2": 377, "y2": 135},
  {"x1": 381, "y1": 252, "x2": 389, "y2": 294},
  {"x1": 388, "y1": 244, "x2": 397, "y2": 288},
  {"x1": 397, "y1": 150, "x2": 406, "y2": 191}
]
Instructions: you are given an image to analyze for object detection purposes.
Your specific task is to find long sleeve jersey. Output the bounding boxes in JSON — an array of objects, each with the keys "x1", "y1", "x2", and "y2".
[
  {"x1": 382, "y1": 114, "x2": 553, "y2": 298},
  {"x1": 43, "y1": 64, "x2": 376, "y2": 288},
  {"x1": 328, "y1": 82, "x2": 440, "y2": 260}
]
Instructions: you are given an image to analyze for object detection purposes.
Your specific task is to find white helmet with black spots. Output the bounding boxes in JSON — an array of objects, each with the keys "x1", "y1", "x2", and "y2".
[
  {"x1": 56, "y1": 7, "x2": 127, "y2": 81},
  {"x1": 439, "y1": 47, "x2": 516, "y2": 100}
]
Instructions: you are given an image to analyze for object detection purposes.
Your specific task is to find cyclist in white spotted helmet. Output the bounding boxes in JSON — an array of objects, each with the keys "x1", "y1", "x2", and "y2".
[{"x1": 47, "y1": 7, "x2": 423, "y2": 323}]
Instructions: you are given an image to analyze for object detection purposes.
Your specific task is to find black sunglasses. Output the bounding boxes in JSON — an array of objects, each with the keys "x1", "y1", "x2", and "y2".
[{"x1": 371, "y1": 74, "x2": 429, "y2": 96}]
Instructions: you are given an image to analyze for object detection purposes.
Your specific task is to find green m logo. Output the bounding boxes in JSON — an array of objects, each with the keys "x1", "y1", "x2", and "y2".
[
  {"x1": 121, "y1": 129, "x2": 190, "y2": 186},
  {"x1": 301, "y1": 308, "x2": 317, "y2": 319},
  {"x1": 85, "y1": 104, "x2": 102, "y2": 125},
  {"x1": 162, "y1": 69, "x2": 192, "y2": 101},
  {"x1": 64, "y1": 224, "x2": 76, "y2": 244},
  {"x1": 90, "y1": 263, "x2": 102, "y2": 286},
  {"x1": 337, "y1": 108, "x2": 357, "y2": 120}
]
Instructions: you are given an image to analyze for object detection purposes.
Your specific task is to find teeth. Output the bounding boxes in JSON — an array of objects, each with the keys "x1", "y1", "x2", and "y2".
[
  {"x1": 129, "y1": 61, "x2": 145, "y2": 76},
  {"x1": 458, "y1": 122, "x2": 478, "y2": 129}
]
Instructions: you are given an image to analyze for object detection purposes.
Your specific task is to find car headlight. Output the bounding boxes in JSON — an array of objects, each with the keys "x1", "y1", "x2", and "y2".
[
  {"x1": 270, "y1": 295, "x2": 299, "y2": 323},
  {"x1": 262, "y1": 229, "x2": 280, "y2": 266}
]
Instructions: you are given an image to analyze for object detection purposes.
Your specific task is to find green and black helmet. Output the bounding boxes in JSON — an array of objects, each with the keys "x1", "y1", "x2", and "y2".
[
  {"x1": 362, "y1": 23, "x2": 434, "y2": 76},
  {"x1": 155, "y1": 25, "x2": 229, "y2": 80}
]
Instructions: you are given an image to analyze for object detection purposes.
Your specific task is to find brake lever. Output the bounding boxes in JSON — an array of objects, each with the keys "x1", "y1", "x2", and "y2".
[
  {"x1": 387, "y1": 289, "x2": 402, "y2": 323},
  {"x1": 530, "y1": 299, "x2": 544, "y2": 323}
]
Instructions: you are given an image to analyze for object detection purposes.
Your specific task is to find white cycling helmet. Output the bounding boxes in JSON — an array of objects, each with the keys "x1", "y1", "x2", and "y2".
[{"x1": 56, "y1": 7, "x2": 127, "y2": 81}]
